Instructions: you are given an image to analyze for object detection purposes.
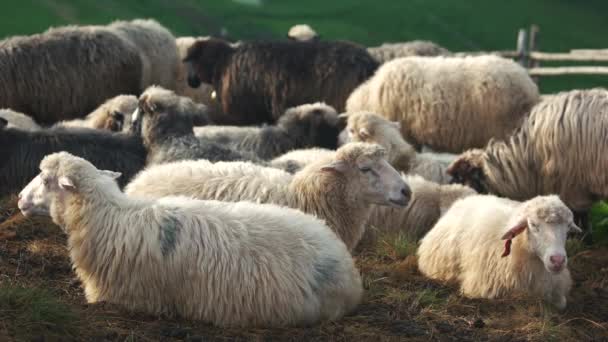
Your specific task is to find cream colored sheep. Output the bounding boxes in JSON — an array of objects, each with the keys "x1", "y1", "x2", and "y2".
[
  {"x1": 344, "y1": 111, "x2": 455, "y2": 184},
  {"x1": 417, "y1": 195, "x2": 581, "y2": 309},
  {"x1": 447, "y1": 88, "x2": 608, "y2": 214},
  {"x1": 359, "y1": 175, "x2": 476, "y2": 248},
  {"x1": 55, "y1": 95, "x2": 137, "y2": 132},
  {"x1": 18, "y1": 151, "x2": 362, "y2": 327},
  {"x1": 125, "y1": 143, "x2": 411, "y2": 251},
  {"x1": 0, "y1": 109, "x2": 40, "y2": 131},
  {"x1": 346, "y1": 55, "x2": 540, "y2": 153}
]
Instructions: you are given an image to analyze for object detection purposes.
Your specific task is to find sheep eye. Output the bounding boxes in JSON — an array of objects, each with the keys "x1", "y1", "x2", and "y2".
[{"x1": 359, "y1": 167, "x2": 372, "y2": 173}]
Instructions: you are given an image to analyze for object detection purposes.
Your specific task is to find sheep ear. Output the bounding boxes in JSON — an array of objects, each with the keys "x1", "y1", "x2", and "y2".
[
  {"x1": 99, "y1": 170, "x2": 122, "y2": 180},
  {"x1": 569, "y1": 222, "x2": 583, "y2": 233},
  {"x1": 58, "y1": 176, "x2": 76, "y2": 191},
  {"x1": 0, "y1": 117, "x2": 7, "y2": 129},
  {"x1": 320, "y1": 160, "x2": 348, "y2": 173},
  {"x1": 131, "y1": 108, "x2": 140, "y2": 123},
  {"x1": 359, "y1": 128, "x2": 370, "y2": 140},
  {"x1": 500, "y1": 219, "x2": 527, "y2": 257}
]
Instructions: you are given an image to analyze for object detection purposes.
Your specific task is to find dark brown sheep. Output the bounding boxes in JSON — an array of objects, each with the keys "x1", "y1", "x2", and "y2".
[{"x1": 184, "y1": 38, "x2": 378, "y2": 125}]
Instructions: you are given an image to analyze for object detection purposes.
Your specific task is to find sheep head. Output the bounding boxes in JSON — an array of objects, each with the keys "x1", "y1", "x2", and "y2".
[
  {"x1": 96, "y1": 95, "x2": 138, "y2": 132},
  {"x1": 501, "y1": 195, "x2": 581, "y2": 274},
  {"x1": 18, "y1": 152, "x2": 121, "y2": 222},
  {"x1": 318, "y1": 142, "x2": 411, "y2": 208},
  {"x1": 447, "y1": 149, "x2": 488, "y2": 193},
  {"x1": 183, "y1": 38, "x2": 235, "y2": 88},
  {"x1": 279, "y1": 102, "x2": 343, "y2": 149}
]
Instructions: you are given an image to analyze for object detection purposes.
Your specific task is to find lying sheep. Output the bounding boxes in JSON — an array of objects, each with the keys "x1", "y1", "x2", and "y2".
[
  {"x1": 109, "y1": 19, "x2": 178, "y2": 91},
  {"x1": 0, "y1": 109, "x2": 41, "y2": 131},
  {"x1": 270, "y1": 147, "x2": 336, "y2": 174},
  {"x1": 184, "y1": 38, "x2": 378, "y2": 124},
  {"x1": 174, "y1": 37, "x2": 224, "y2": 122},
  {"x1": 287, "y1": 24, "x2": 319, "y2": 42},
  {"x1": 360, "y1": 175, "x2": 476, "y2": 248},
  {"x1": 125, "y1": 143, "x2": 411, "y2": 251},
  {"x1": 18, "y1": 151, "x2": 362, "y2": 327},
  {"x1": 344, "y1": 111, "x2": 455, "y2": 184},
  {"x1": 54, "y1": 95, "x2": 137, "y2": 132},
  {"x1": 447, "y1": 88, "x2": 608, "y2": 215},
  {"x1": 417, "y1": 195, "x2": 581, "y2": 309},
  {"x1": 132, "y1": 86, "x2": 263, "y2": 165},
  {"x1": 0, "y1": 23, "x2": 143, "y2": 124},
  {"x1": 346, "y1": 55, "x2": 540, "y2": 153},
  {"x1": 0, "y1": 118, "x2": 145, "y2": 197},
  {"x1": 194, "y1": 102, "x2": 343, "y2": 160},
  {"x1": 367, "y1": 41, "x2": 450, "y2": 64}
]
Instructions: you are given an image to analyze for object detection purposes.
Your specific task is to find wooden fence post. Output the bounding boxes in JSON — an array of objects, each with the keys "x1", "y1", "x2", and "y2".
[
  {"x1": 516, "y1": 28, "x2": 528, "y2": 67},
  {"x1": 528, "y1": 24, "x2": 540, "y2": 84}
]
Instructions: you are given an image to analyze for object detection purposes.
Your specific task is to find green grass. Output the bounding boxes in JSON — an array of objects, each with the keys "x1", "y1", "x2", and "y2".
[
  {"x1": 0, "y1": 0, "x2": 606, "y2": 93},
  {"x1": 0, "y1": 284, "x2": 80, "y2": 340}
]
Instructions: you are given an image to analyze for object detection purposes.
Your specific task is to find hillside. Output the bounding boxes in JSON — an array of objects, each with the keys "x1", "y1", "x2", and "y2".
[{"x1": 0, "y1": 0, "x2": 606, "y2": 92}]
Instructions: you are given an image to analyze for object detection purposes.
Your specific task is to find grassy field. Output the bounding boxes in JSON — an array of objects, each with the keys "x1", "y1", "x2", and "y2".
[{"x1": 0, "y1": 0, "x2": 607, "y2": 92}]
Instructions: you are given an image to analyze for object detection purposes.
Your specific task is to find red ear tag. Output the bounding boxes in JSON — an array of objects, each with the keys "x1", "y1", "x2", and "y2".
[{"x1": 501, "y1": 239, "x2": 512, "y2": 257}]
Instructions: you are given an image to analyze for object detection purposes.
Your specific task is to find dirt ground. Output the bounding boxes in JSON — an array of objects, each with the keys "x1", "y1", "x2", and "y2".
[{"x1": 0, "y1": 195, "x2": 606, "y2": 341}]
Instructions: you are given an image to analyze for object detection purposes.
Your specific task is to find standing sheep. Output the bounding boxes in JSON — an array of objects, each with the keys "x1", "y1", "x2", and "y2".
[
  {"x1": 270, "y1": 147, "x2": 336, "y2": 174},
  {"x1": 0, "y1": 24, "x2": 143, "y2": 124},
  {"x1": 417, "y1": 195, "x2": 581, "y2": 309},
  {"x1": 109, "y1": 19, "x2": 179, "y2": 91},
  {"x1": 0, "y1": 109, "x2": 41, "y2": 131},
  {"x1": 131, "y1": 86, "x2": 263, "y2": 165},
  {"x1": 360, "y1": 175, "x2": 476, "y2": 248},
  {"x1": 447, "y1": 88, "x2": 608, "y2": 215},
  {"x1": 54, "y1": 95, "x2": 137, "y2": 132},
  {"x1": 125, "y1": 143, "x2": 411, "y2": 251},
  {"x1": 184, "y1": 38, "x2": 378, "y2": 124},
  {"x1": 367, "y1": 41, "x2": 450, "y2": 64},
  {"x1": 287, "y1": 24, "x2": 319, "y2": 42},
  {"x1": 343, "y1": 111, "x2": 455, "y2": 184},
  {"x1": 0, "y1": 118, "x2": 146, "y2": 197},
  {"x1": 346, "y1": 55, "x2": 540, "y2": 153},
  {"x1": 193, "y1": 102, "x2": 343, "y2": 159},
  {"x1": 18, "y1": 152, "x2": 362, "y2": 327}
]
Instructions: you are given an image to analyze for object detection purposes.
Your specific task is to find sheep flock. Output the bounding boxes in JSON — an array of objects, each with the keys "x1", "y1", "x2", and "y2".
[{"x1": 1, "y1": 19, "x2": 606, "y2": 338}]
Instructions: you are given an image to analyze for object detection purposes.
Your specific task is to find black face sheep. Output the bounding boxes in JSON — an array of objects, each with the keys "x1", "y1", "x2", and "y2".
[
  {"x1": 125, "y1": 142, "x2": 411, "y2": 251},
  {"x1": 54, "y1": 95, "x2": 138, "y2": 132},
  {"x1": 131, "y1": 86, "x2": 263, "y2": 166},
  {"x1": 17, "y1": 152, "x2": 362, "y2": 327},
  {"x1": 193, "y1": 102, "x2": 343, "y2": 160},
  {"x1": 0, "y1": 108, "x2": 41, "y2": 131},
  {"x1": 0, "y1": 24, "x2": 143, "y2": 125},
  {"x1": 417, "y1": 194, "x2": 581, "y2": 310},
  {"x1": 0, "y1": 118, "x2": 146, "y2": 197},
  {"x1": 346, "y1": 55, "x2": 540, "y2": 153},
  {"x1": 183, "y1": 38, "x2": 379, "y2": 125},
  {"x1": 447, "y1": 88, "x2": 608, "y2": 215}
]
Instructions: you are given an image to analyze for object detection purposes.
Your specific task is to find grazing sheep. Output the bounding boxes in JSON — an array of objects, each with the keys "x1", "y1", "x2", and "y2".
[
  {"x1": 55, "y1": 95, "x2": 137, "y2": 132},
  {"x1": 184, "y1": 38, "x2": 378, "y2": 125},
  {"x1": 0, "y1": 118, "x2": 145, "y2": 197},
  {"x1": 367, "y1": 41, "x2": 450, "y2": 64},
  {"x1": 344, "y1": 111, "x2": 455, "y2": 184},
  {"x1": 270, "y1": 147, "x2": 336, "y2": 174},
  {"x1": 193, "y1": 102, "x2": 343, "y2": 159},
  {"x1": 0, "y1": 24, "x2": 143, "y2": 124},
  {"x1": 287, "y1": 24, "x2": 319, "y2": 42},
  {"x1": 447, "y1": 88, "x2": 608, "y2": 214},
  {"x1": 125, "y1": 143, "x2": 411, "y2": 251},
  {"x1": 0, "y1": 109, "x2": 40, "y2": 131},
  {"x1": 417, "y1": 195, "x2": 581, "y2": 309},
  {"x1": 174, "y1": 37, "x2": 224, "y2": 122},
  {"x1": 18, "y1": 151, "x2": 362, "y2": 327},
  {"x1": 109, "y1": 19, "x2": 178, "y2": 91},
  {"x1": 132, "y1": 86, "x2": 263, "y2": 165},
  {"x1": 360, "y1": 175, "x2": 476, "y2": 248},
  {"x1": 346, "y1": 55, "x2": 540, "y2": 153}
]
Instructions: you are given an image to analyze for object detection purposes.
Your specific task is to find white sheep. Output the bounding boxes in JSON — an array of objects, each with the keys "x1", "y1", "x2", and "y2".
[
  {"x1": 270, "y1": 147, "x2": 336, "y2": 173},
  {"x1": 343, "y1": 111, "x2": 455, "y2": 184},
  {"x1": 125, "y1": 142, "x2": 411, "y2": 251},
  {"x1": 0, "y1": 108, "x2": 41, "y2": 131},
  {"x1": 417, "y1": 194, "x2": 581, "y2": 309},
  {"x1": 18, "y1": 151, "x2": 362, "y2": 327},
  {"x1": 346, "y1": 55, "x2": 540, "y2": 153},
  {"x1": 287, "y1": 24, "x2": 319, "y2": 42}
]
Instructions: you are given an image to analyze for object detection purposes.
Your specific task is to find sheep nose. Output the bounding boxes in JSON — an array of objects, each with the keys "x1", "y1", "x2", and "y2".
[
  {"x1": 401, "y1": 186, "x2": 411, "y2": 199},
  {"x1": 550, "y1": 255, "x2": 566, "y2": 268}
]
